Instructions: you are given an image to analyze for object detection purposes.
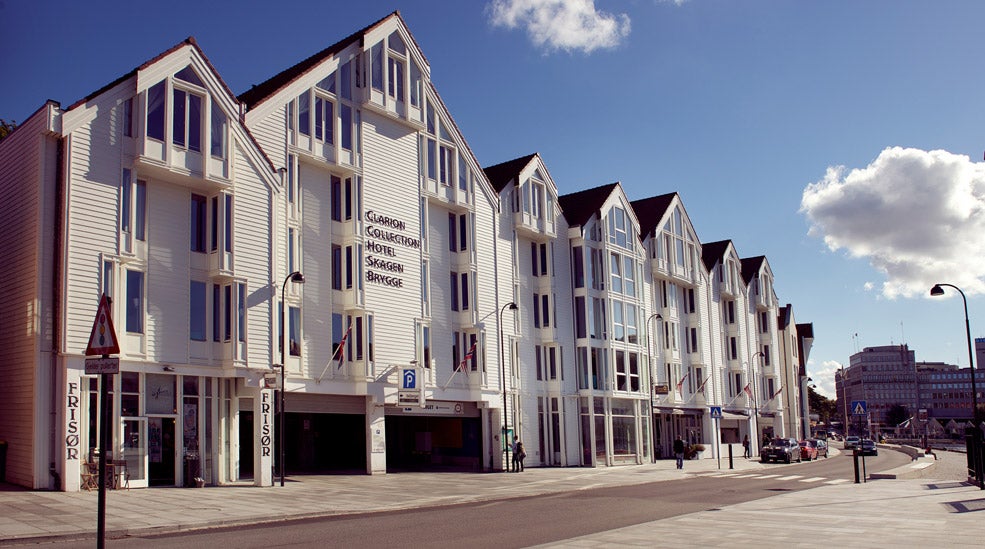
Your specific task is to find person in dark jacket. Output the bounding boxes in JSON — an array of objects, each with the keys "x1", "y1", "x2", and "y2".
[{"x1": 673, "y1": 436, "x2": 685, "y2": 469}]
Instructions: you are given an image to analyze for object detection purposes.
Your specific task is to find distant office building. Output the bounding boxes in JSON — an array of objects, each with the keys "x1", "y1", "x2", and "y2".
[{"x1": 837, "y1": 345, "x2": 981, "y2": 433}]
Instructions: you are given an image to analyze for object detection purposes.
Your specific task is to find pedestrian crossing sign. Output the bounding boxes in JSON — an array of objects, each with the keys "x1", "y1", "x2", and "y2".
[{"x1": 851, "y1": 400, "x2": 867, "y2": 416}]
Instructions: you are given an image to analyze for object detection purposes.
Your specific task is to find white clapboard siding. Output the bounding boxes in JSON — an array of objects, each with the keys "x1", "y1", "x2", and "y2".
[
  {"x1": 361, "y1": 112, "x2": 421, "y2": 370},
  {"x1": 232, "y1": 141, "x2": 274, "y2": 368},
  {"x1": 64, "y1": 97, "x2": 129, "y2": 355},
  {"x1": 146, "y1": 179, "x2": 191, "y2": 364},
  {"x1": 298, "y1": 160, "x2": 334, "y2": 376}
]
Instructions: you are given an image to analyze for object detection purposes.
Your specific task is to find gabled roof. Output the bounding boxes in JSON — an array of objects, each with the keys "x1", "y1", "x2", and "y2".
[
  {"x1": 67, "y1": 37, "x2": 237, "y2": 113},
  {"x1": 483, "y1": 153, "x2": 538, "y2": 192},
  {"x1": 777, "y1": 304, "x2": 793, "y2": 330},
  {"x1": 558, "y1": 182, "x2": 619, "y2": 227},
  {"x1": 238, "y1": 11, "x2": 405, "y2": 110},
  {"x1": 701, "y1": 239, "x2": 732, "y2": 271},
  {"x1": 630, "y1": 192, "x2": 676, "y2": 238},
  {"x1": 741, "y1": 256, "x2": 767, "y2": 284}
]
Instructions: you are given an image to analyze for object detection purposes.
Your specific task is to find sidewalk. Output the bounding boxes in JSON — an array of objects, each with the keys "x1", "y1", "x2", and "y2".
[{"x1": 0, "y1": 451, "x2": 980, "y2": 546}]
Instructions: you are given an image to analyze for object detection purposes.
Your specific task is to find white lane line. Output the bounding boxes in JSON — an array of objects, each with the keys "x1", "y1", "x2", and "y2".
[
  {"x1": 798, "y1": 477, "x2": 827, "y2": 483},
  {"x1": 826, "y1": 479, "x2": 851, "y2": 485},
  {"x1": 777, "y1": 475, "x2": 803, "y2": 481},
  {"x1": 756, "y1": 474, "x2": 781, "y2": 479}
]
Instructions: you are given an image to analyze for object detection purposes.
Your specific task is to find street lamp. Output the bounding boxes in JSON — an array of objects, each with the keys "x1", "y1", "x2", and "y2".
[
  {"x1": 499, "y1": 302, "x2": 518, "y2": 472},
  {"x1": 749, "y1": 351, "x2": 764, "y2": 450},
  {"x1": 275, "y1": 271, "x2": 305, "y2": 487},
  {"x1": 646, "y1": 313, "x2": 662, "y2": 462},
  {"x1": 930, "y1": 284, "x2": 978, "y2": 423}
]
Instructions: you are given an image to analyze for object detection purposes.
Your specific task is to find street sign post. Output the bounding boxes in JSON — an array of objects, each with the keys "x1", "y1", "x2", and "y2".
[
  {"x1": 709, "y1": 406, "x2": 723, "y2": 419},
  {"x1": 709, "y1": 406, "x2": 723, "y2": 469},
  {"x1": 85, "y1": 294, "x2": 119, "y2": 549},
  {"x1": 851, "y1": 400, "x2": 868, "y2": 416}
]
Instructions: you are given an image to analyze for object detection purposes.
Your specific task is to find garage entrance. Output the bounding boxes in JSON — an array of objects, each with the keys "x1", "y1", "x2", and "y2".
[{"x1": 385, "y1": 414, "x2": 482, "y2": 472}]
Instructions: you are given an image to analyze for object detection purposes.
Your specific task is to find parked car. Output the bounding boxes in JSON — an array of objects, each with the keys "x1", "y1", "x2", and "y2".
[
  {"x1": 799, "y1": 439, "x2": 819, "y2": 461},
  {"x1": 844, "y1": 436, "x2": 860, "y2": 450},
  {"x1": 815, "y1": 439, "x2": 829, "y2": 458},
  {"x1": 761, "y1": 437, "x2": 802, "y2": 463},
  {"x1": 859, "y1": 439, "x2": 878, "y2": 456}
]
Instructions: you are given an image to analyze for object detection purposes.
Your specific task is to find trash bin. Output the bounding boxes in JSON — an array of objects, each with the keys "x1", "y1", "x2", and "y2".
[{"x1": 0, "y1": 440, "x2": 7, "y2": 483}]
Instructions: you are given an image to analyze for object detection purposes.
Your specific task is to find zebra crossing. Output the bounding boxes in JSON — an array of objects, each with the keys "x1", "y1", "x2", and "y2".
[{"x1": 704, "y1": 471, "x2": 851, "y2": 485}]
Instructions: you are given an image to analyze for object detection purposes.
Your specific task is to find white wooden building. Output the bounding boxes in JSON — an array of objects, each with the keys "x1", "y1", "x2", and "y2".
[{"x1": 0, "y1": 11, "x2": 813, "y2": 491}]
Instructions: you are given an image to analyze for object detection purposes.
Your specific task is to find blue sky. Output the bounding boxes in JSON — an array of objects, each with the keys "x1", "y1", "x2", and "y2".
[{"x1": 4, "y1": 0, "x2": 985, "y2": 397}]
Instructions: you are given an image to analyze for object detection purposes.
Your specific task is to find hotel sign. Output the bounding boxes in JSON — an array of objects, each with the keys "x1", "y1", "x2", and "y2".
[{"x1": 364, "y1": 210, "x2": 420, "y2": 289}]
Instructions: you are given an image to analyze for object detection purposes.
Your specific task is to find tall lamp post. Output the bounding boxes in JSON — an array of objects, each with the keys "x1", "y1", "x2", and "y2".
[
  {"x1": 499, "y1": 302, "x2": 518, "y2": 472},
  {"x1": 749, "y1": 351, "x2": 764, "y2": 451},
  {"x1": 646, "y1": 313, "x2": 662, "y2": 462},
  {"x1": 930, "y1": 284, "x2": 977, "y2": 422},
  {"x1": 931, "y1": 283, "x2": 982, "y2": 490},
  {"x1": 274, "y1": 271, "x2": 305, "y2": 487}
]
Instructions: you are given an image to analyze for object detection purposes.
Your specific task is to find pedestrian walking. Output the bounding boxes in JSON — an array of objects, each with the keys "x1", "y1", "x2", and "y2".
[
  {"x1": 511, "y1": 436, "x2": 520, "y2": 472},
  {"x1": 673, "y1": 436, "x2": 685, "y2": 470},
  {"x1": 742, "y1": 435, "x2": 750, "y2": 458},
  {"x1": 516, "y1": 440, "x2": 526, "y2": 472}
]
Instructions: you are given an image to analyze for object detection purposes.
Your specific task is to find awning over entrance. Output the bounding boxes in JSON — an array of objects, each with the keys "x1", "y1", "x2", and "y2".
[{"x1": 720, "y1": 411, "x2": 748, "y2": 421}]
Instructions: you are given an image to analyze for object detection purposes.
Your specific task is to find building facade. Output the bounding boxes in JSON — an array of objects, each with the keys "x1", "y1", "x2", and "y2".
[{"x1": 0, "y1": 12, "x2": 813, "y2": 491}]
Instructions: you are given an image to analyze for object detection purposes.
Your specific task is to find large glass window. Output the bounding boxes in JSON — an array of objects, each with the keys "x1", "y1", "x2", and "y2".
[
  {"x1": 126, "y1": 269, "x2": 144, "y2": 334},
  {"x1": 190, "y1": 280, "x2": 206, "y2": 341},
  {"x1": 210, "y1": 98, "x2": 226, "y2": 158},
  {"x1": 289, "y1": 306, "x2": 301, "y2": 357},
  {"x1": 146, "y1": 81, "x2": 166, "y2": 141},
  {"x1": 173, "y1": 88, "x2": 202, "y2": 151},
  {"x1": 191, "y1": 194, "x2": 207, "y2": 252},
  {"x1": 238, "y1": 283, "x2": 246, "y2": 343}
]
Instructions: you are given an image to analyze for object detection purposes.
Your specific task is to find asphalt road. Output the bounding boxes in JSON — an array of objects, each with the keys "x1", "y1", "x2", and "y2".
[{"x1": 47, "y1": 448, "x2": 911, "y2": 549}]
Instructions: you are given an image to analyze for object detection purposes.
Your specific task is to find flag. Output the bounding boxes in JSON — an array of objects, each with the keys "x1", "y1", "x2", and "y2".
[
  {"x1": 458, "y1": 340, "x2": 477, "y2": 376},
  {"x1": 334, "y1": 323, "x2": 352, "y2": 369},
  {"x1": 675, "y1": 375, "x2": 685, "y2": 392},
  {"x1": 697, "y1": 376, "x2": 710, "y2": 394},
  {"x1": 743, "y1": 383, "x2": 753, "y2": 399},
  {"x1": 770, "y1": 386, "x2": 783, "y2": 400}
]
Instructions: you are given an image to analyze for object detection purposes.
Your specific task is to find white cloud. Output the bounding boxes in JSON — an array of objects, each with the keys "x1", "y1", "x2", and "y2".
[
  {"x1": 808, "y1": 360, "x2": 844, "y2": 399},
  {"x1": 863, "y1": 281, "x2": 874, "y2": 291},
  {"x1": 488, "y1": 0, "x2": 631, "y2": 54},
  {"x1": 801, "y1": 147, "x2": 985, "y2": 298}
]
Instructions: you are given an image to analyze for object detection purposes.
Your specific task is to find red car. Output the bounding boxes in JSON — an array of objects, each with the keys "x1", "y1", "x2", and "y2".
[{"x1": 799, "y1": 439, "x2": 819, "y2": 461}]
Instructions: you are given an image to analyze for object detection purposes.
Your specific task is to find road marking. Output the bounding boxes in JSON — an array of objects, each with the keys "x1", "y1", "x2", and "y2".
[
  {"x1": 776, "y1": 475, "x2": 802, "y2": 481},
  {"x1": 910, "y1": 463, "x2": 933, "y2": 470},
  {"x1": 756, "y1": 474, "x2": 781, "y2": 479},
  {"x1": 732, "y1": 474, "x2": 760, "y2": 478},
  {"x1": 798, "y1": 477, "x2": 827, "y2": 483},
  {"x1": 826, "y1": 479, "x2": 851, "y2": 484}
]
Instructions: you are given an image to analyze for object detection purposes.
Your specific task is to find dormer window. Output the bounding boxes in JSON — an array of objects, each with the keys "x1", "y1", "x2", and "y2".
[{"x1": 608, "y1": 207, "x2": 630, "y2": 249}]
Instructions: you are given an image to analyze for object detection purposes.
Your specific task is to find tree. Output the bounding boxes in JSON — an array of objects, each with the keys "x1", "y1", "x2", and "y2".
[
  {"x1": 887, "y1": 403, "x2": 910, "y2": 428},
  {"x1": 0, "y1": 119, "x2": 17, "y2": 143},
  {"x1": 807, "y1": 386, "x2": 837, "y2": 424}
]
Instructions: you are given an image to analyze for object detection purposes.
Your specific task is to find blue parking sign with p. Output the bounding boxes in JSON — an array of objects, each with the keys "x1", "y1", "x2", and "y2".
[{"x1": 402, "y1": 368, "x2": 417, "y2": 389}]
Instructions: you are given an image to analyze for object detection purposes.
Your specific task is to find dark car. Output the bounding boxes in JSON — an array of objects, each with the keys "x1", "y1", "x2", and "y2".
[
  {"x1": 815, "y1": 439, "x2": 829, "y2": 458},
  {"x1": 859, "y1": 439, "x2": 878, "y2": 456},
  {"x1": 761, "y1": 437, "x2": 802, "y2": 463}
]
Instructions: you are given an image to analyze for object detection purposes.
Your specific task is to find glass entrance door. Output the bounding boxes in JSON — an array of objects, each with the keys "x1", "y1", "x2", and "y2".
[
  {"x1": 121, "y1": 417, "x2": 148, "y2": 488},
  {"x1": 148, "y1": 417, "x2": 178, "y2": 486}
]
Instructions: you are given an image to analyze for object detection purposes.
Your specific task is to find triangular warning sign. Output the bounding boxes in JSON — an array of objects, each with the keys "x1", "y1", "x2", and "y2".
[
  {"x1": 853, "y1": 403, "x2": 866, "y2": 415},
  {"x1": 85, "y1": 294, "x2": 121, "y2": 356}
]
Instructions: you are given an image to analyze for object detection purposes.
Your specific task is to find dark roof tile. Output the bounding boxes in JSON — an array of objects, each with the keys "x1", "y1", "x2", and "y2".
[
  {"x1": 630, "y1": 193, "x2": 676, "y2": 237},
  {"x1": 483, "y1": 153, "x2": 538, "y2": 192},
  {"x1": 701, "y1": 239, "x2": 731, "y2": 271},
  {"x1": 558, "y1": 182, "x2": 619, "y2": 227}
]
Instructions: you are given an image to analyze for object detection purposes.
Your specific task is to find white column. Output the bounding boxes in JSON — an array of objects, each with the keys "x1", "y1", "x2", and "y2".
[
  {"x1": 367, "y1": 400, "x2": 387, "y2": 474},
  {"x1": 256, "y1": 389, "x2": 274, "y2": 486}
]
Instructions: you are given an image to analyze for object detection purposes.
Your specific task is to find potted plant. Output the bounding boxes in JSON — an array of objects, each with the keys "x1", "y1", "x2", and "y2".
[{"x1": 685, "y1": 443, "x2": 706, "y2": 460}]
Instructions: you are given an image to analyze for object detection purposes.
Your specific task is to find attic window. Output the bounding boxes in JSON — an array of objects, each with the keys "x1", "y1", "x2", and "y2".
[
  {"x1": 316, "y1": 71, "x2": 336, "y2": 94},
  {"x1": 388, "y1": 31, "x2": 406, "y2": 54},
  {"x1": 175, "y1": 66, "x2": 205, "y2": 87}
]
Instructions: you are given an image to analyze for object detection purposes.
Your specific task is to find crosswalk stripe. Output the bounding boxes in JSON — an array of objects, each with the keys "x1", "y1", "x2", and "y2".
[
  {"x1": 756, "y1": 474, "x2": 781, "y2": 479},
  {"x1": 733, "y1": 474, "x2": 760, "y2": 478},
  {"x1": 826, "y1": 479, "x2": 851, "y2": 485},
  {"x1": 777, "y1": 475, "x2": 802, "y2": 481},
  {"x1": 798, "y1": 477, "x2": 827, "y2": 483}
]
